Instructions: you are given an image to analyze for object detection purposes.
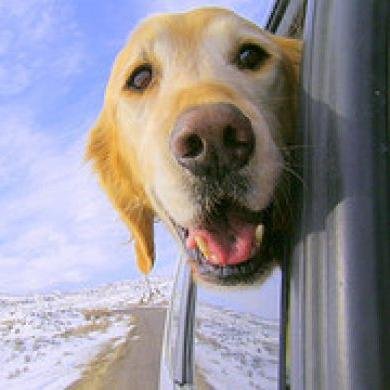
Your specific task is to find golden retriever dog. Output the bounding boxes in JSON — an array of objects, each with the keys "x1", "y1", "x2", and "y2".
[{"x1": 87, "y1": 7, "x2": 301, "y2": 285}]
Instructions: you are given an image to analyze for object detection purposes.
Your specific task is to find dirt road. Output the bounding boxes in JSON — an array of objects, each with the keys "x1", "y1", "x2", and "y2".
[{"x1": 69, "y1": 307, "x2": 166, "y2": 390}]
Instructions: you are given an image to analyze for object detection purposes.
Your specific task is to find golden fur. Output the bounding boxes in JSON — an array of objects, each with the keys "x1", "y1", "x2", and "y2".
[{"x1": 87, "y1": 7, "x2": 301, "y2": 275}]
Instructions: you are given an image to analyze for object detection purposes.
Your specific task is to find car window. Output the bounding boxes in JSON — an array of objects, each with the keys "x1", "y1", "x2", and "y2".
[
  {"x1": 159, "y1": 257, "x2": 281, "y2": 390},
  {"x1": 194, "y1": 270, "x2": 281, "y2": 389}
]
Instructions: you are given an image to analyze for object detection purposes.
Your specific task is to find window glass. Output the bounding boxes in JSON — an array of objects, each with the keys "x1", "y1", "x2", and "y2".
[{"x1": 194, "y1": 269, "x2": 281, "y2": 389}]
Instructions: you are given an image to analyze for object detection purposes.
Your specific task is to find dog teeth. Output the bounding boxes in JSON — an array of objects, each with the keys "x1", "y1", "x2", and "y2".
[
  {"x1": 255, "y1": 224, "x2": 264, "y2": 247},
  {"x1": 248, "y1": 224, "x2": 264, "y2": 258},
  {"x1": 194, "y1": 236, "x2": 213, "y2": 261}
]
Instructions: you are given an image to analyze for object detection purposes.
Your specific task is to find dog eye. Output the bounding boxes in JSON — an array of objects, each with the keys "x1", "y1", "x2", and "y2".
[
  {"x1": 126, "y1": 65, "x2": 152, "y2": 91},
  {"x1": 236, "y1": 44, "x2": 269, "y2": 70}
]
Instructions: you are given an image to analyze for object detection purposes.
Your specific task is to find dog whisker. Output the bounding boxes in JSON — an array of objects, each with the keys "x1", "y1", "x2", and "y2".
[
  {"x1": 282, "y1": 164, "x2": 306, "y2": 188},
  {"x1": 275, "y1": 173, "x2": 294, "y2": 225},
  {"x1": 278, "y1": 144, "x2": 312, "y2": 151}
]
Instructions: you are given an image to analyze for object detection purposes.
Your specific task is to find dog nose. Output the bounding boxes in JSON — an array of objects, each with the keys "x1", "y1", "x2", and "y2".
[{"x1": 170, "y1": 103, "x2": 255, "y2": 176}]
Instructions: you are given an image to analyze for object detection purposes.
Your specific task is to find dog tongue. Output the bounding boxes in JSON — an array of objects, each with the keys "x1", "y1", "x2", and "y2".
[{"x1": 186, "y1": 219, "x2": 256, "y2": 266}]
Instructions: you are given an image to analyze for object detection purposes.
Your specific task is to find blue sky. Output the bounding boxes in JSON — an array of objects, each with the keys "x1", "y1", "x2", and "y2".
[{"x1": 0, "y1": 0, "x2": 278, "y2": 313}]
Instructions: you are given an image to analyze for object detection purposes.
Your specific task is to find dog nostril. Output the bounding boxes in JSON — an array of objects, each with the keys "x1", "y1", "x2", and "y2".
[
  {"x1": 223, "y1": 125, "x2": 236, "y2": 148},
  {"x1": 183, "y1": 134, "x2": 203, "y2": 158},
  {"x1": 222, "y1": 123, "x2": 254, "y2": 168},
  {"x1": 223, "y1": 125, "x2": 248, "y2": 148}
]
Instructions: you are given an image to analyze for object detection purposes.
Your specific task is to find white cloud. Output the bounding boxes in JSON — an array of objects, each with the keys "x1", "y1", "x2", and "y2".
[
  {"x1": 0, "y1": 108, "x2": 133, "y2": 293},
  {"x1": 0, "y1": 30, "x2": 13, "y2": 55},
  {"x1": 0, "y1": 64, "x2": 31, "y2": 95},
  {"x1": 0, "y1": 0, "x2": 85, "y2": 96}
]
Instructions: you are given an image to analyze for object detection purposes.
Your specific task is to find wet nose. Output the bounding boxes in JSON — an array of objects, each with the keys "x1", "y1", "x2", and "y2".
[{"x1": 169, "y1": 103, "x2": 255, "y2": 176}]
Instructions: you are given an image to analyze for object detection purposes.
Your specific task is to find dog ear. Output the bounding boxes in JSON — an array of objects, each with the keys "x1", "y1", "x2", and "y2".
[
  {"x1": 86, "y1": 110, "x2": 155, "y2": 274},
  {"x1": 271, "y1": 35, "x2": 302, "y2": 82}
]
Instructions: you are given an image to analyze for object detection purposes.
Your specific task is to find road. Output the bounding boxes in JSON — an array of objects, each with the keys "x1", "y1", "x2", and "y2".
[{"x1": 69, "y1": 307, "x2": 167, "y2": 390}]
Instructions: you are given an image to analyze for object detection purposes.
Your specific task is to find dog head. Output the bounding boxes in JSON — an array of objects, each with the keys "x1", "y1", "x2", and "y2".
[{"x1": 87, "y1": 7, "x2": 301, "y2": 285}]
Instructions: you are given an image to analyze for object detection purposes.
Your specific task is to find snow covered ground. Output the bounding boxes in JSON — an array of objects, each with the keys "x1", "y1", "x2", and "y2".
[
  {"x1": 0, "y1": 277, "x2": 279, "y2": 390},
  {"x1": 195, "y1": 304, "x2": 279, "y2": 390},
  {"x1": 0, "y1": 277, "x2": 171, "y2": 390}
]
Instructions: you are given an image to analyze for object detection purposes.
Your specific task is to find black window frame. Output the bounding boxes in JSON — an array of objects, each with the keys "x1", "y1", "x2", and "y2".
[{"x1": 278, "y1": 0, "x2": 389, "y2": 389}]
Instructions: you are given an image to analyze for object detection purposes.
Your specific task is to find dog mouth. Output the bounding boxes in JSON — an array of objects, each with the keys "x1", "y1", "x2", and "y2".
[{"x1": 173, "y1": 198, "x2": 274, "y2": 285}]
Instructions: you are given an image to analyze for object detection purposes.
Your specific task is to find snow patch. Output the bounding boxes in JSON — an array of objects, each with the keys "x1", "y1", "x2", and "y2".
[
  {"x1": 195, "y1": 303, "x2": 279, "y2": 389},
  {"x1": 0, "y1": 277, "x2": 171, "y2": 389}
]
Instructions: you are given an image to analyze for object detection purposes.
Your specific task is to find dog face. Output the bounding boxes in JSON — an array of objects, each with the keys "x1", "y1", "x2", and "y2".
[{"x1": 87, "y1": 7, "x2": 301, "y2": 285}]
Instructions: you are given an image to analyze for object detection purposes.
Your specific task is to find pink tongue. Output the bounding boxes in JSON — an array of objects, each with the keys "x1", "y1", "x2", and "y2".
[{"x1": 186, "y1": 220, "x2": 256, "y2": 266}]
